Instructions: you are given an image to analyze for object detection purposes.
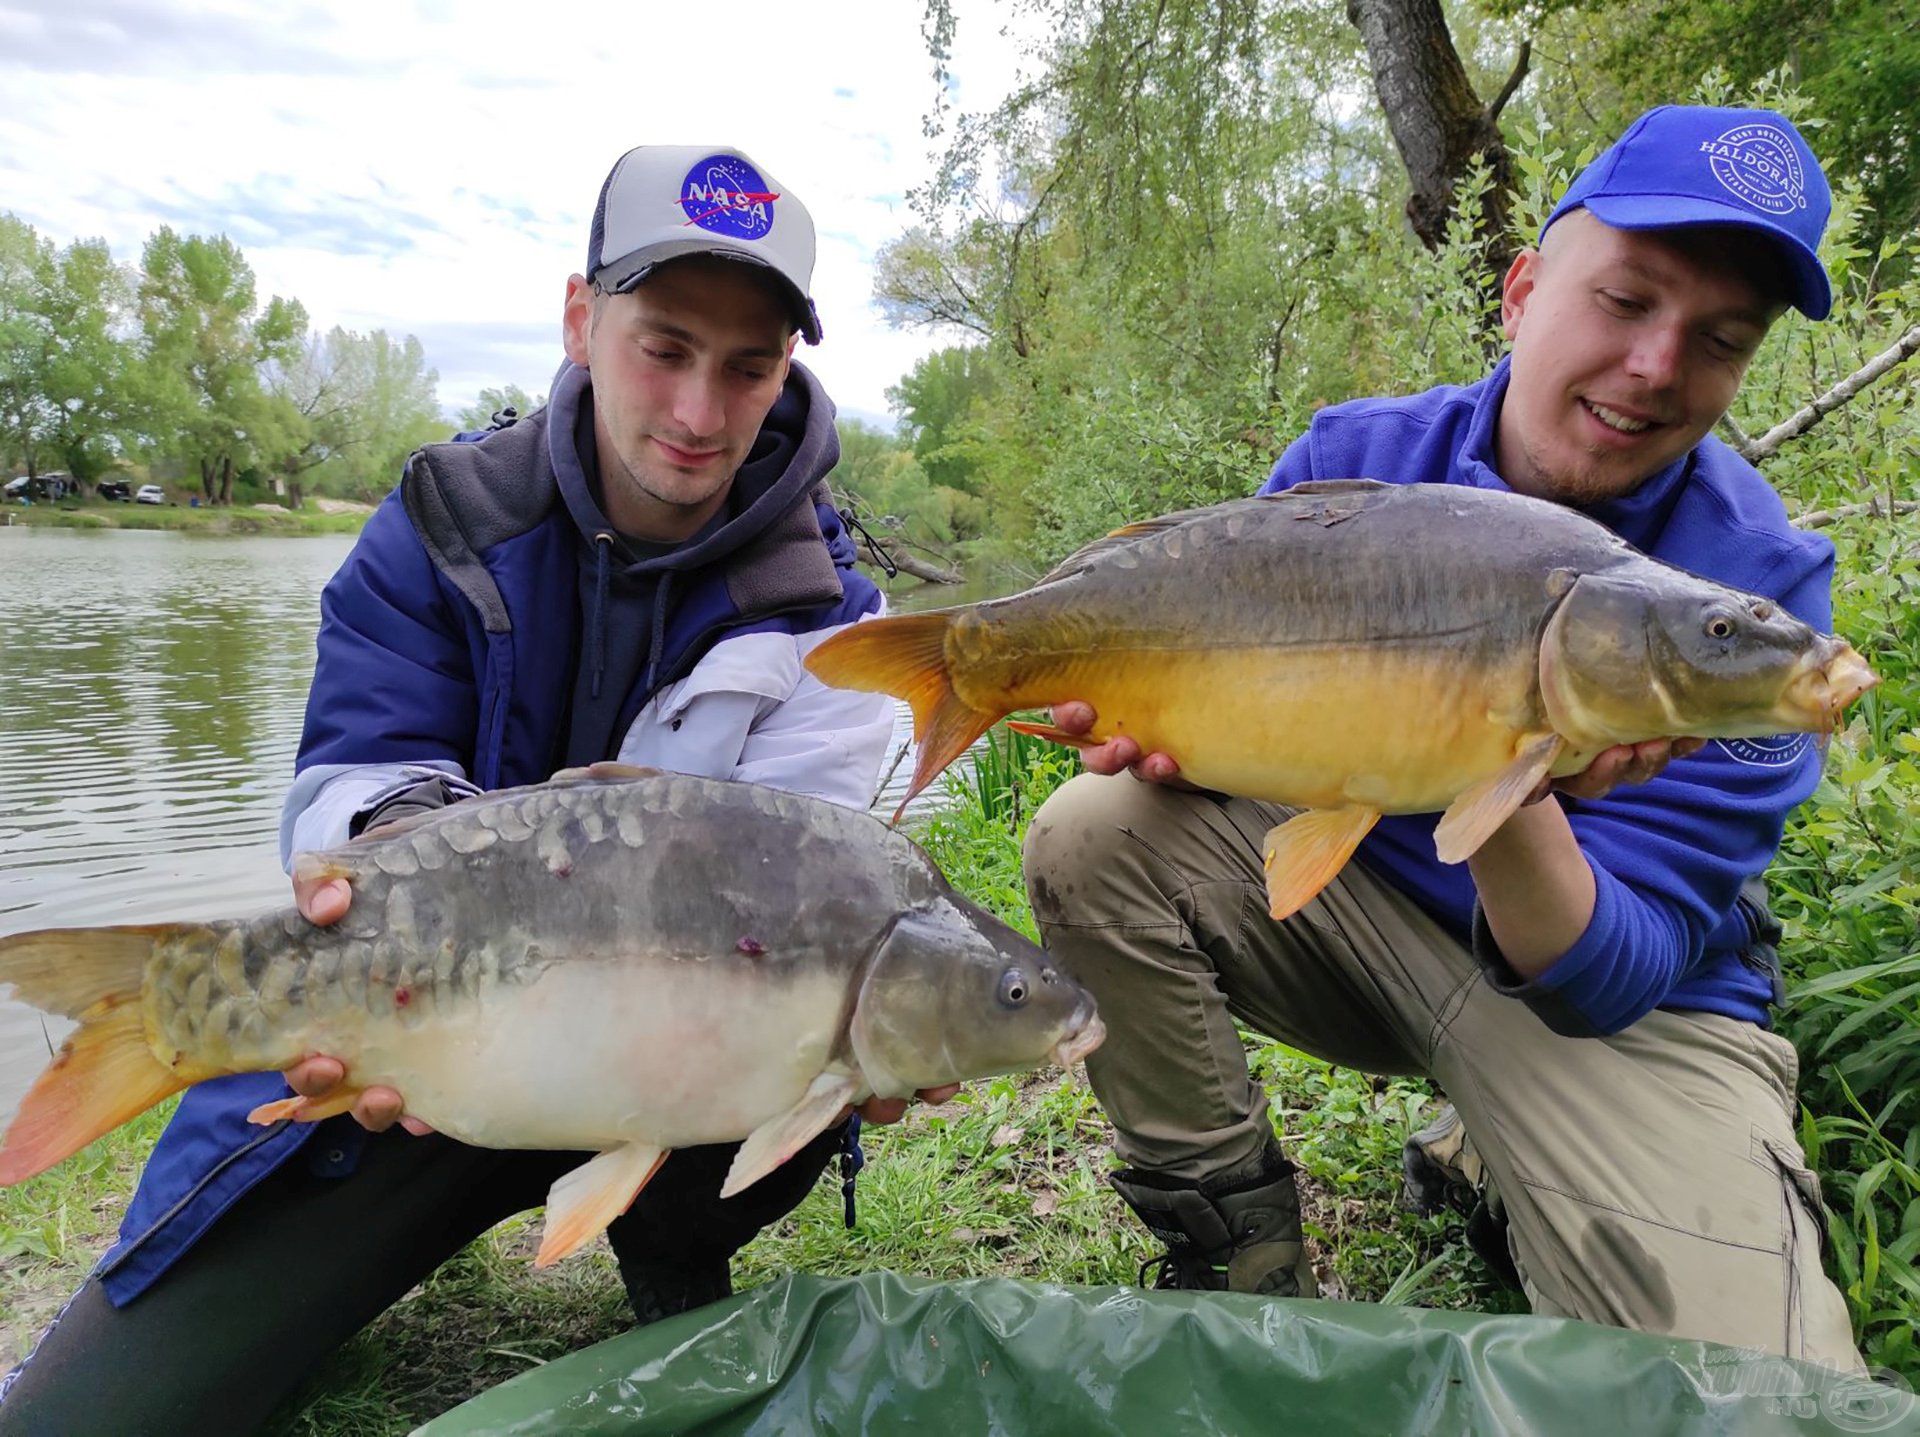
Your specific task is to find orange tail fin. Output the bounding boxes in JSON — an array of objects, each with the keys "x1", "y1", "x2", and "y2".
[
  {"x1": 806, "y1": 614, "x2": 1000, "y2": 819},
  {"x1": 0, "y1": 927, "x2": 191, "y2": 1185}
]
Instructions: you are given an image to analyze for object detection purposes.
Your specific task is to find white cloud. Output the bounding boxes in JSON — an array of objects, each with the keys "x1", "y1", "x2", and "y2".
[{"x1": 0, "y1": 0, "x2": 1039, "y2": 429}]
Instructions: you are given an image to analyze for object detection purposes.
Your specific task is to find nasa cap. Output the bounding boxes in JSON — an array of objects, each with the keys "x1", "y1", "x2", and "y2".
[
  {"x1": 1542, "y1": 105, "x2": 1833, "y2": 319},
  {"x1": 587, "y1": 145, "x2": 822, "y2": 344}
]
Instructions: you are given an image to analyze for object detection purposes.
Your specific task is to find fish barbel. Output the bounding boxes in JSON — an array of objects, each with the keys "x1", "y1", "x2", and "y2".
[
  {"x1": 0, "y1": 765, "x2": 1103, "y2": 1265},
  {"x1": 806, "y1": 481, "x2": 1877, "y2": 919}
]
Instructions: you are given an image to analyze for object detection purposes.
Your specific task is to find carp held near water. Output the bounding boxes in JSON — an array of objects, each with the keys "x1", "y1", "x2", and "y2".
[
  {"x1": 805, "y1": 480, "x2": 1877, "y2": 921},
  {"x1": 0, "y1": 766, "x2": 1104, "y2": 1267}
]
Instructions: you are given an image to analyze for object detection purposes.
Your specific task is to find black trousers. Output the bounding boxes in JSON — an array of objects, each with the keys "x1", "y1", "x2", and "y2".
[{"x1": 0, "y1": 1124, "x2": 844, "y2": 1437}]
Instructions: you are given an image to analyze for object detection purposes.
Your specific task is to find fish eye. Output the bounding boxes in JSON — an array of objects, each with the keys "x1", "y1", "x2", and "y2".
[
  {"x1": 1705, "y1": 615, "x2": 1736, "y2": 640},
  {"x1": 997, "y1": 969, "x2": 1030, "y2": 1008}
]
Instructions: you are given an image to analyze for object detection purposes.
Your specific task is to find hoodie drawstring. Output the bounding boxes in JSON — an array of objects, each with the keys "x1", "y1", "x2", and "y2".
[
  {"x1": 588, "y1": 533, "x2": 613, "y2": 699},
  {"x1": 642, "y1": 570, "x2": 675, "y2": 697}
]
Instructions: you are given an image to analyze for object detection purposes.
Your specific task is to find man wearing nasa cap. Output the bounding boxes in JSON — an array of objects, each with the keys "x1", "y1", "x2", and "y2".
[
  {"x1": 0, "y1": 146, "x2": 959, "y2": 1435},
  {"x1": 1025, "y1": 105, "x2": 1867, "y2": 1366}
]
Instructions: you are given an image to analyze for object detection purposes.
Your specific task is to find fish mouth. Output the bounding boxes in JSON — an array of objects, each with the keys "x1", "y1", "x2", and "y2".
[
  {"x1": 1786, "y1": 640, "x2": 1880, "y2": 730},
  {"x1": 1050, "y1": 1009, "x2": 1106, "y2": 1068}
]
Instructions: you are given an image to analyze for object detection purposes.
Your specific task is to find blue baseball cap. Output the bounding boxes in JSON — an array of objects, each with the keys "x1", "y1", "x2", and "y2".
[{"x1": 1542, "y1": 105, "x2": 1833, "y2": 320}]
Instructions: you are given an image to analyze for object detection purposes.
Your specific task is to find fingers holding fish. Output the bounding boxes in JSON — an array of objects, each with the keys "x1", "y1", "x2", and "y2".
[
  {"x1": 851, "y1": 1083, "x2": 964, "y2": 1128},
  {"x1": 1047, "y1": 703, "x2": 1186, "y2": 786},
  {"x1": 1548, "y1": 736, "x2": 1711, "y2": 803},
  {"x1": 279, "y1": 1055, "x2": 432, "y2": 1135}
]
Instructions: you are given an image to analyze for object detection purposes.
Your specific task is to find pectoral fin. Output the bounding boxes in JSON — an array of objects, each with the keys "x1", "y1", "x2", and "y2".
[
  {"x1": 720, "y1": 1072, "x2": 861, "y2": 1200},
  {"x1": 1433, "y1": 733, "x2": 1565, "y2": 864},
  {"x1": 535, "y1": 1141, "x2": 670, "y2": 1268},
  {"x1": 1262, "y1": 807, "x2": 1379, "y2": 921},
  {"x1": 246, "y1": 1088, "x2": 365, "y2": 1126},
  {"x1": 551, "y1": 762, "x2": 664, "y2": 783},
  {"x1": 1003, "y1": 719, "x2": 1098, "y2": 750}
]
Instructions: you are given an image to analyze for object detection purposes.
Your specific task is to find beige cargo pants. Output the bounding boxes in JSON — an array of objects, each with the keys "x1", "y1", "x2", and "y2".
[{"x1": 1022, "y1": 772, "x2": 1860, "y2": 1367}]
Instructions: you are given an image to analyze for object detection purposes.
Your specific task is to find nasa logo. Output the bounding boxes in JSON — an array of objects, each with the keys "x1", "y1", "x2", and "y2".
[
  {"x1": 1718, "y1": 734, "x2": 1811, "y2": 768},
  {"x1": 1699, "y1": 124, "x2": 1807, "y2": 216},
  {"x1": 679, "y1": 154, "x2": 779, "y2": 240}
]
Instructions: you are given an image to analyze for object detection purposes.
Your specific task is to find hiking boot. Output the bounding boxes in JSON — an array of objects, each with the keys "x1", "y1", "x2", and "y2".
[
  {"x1": 1402, "y1": 1103, "x2": 1521, "y2": 1291},
  {"x1": 1110, "y1": 1143, "x2": 1317, "y2": 1298}
]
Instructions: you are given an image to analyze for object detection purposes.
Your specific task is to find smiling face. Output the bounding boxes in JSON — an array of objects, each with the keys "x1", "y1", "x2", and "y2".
[
  {"x1": 562, "y1": 254, "x2": 795, "y2": 542},
  {"x1": 1496, "y1": 210, "x2": 1786, "y2": 506}
]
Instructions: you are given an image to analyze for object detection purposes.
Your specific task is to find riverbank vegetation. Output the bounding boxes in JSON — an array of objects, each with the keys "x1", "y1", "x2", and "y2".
[{"x1": 0, "y1": 218, "x2": 448, "y2": 510}]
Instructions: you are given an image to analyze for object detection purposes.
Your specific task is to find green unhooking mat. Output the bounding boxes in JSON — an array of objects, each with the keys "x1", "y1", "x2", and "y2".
[{"x1": 416, "y1": 1273, "x2": 1917, "y2": 1436}]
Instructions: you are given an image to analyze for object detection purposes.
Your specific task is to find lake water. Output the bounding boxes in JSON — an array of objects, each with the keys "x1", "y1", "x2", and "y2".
[{"x1": 0, "y1": 526, "x2": 1011, "y2": 1126}]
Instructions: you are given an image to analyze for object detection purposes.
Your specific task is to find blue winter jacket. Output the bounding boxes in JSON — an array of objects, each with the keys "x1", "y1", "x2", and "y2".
[
  {"x1": 1262, "y1": 357, "x2": 1835, "y2": 1038},
  {"x1": 95, "y1": 360, "x2": 880, "y2": 1305}
]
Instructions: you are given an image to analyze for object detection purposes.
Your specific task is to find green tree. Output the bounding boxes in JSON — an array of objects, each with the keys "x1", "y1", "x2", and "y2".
[
  {"x1": 454, "y1": 384, "x2": 544, "y2": 433},
  {"x1": 270, "y1": 327, "x2": 445, "y2": 506},
  {"x1": 885, "y1": 344, "x2": 996, "y2": 493},
  {"x1": 1490, "y1": 0, "x2": 1920, "y2": 238},
  {"x1": 40, "y1": 236, "x2": 136, "y2": 483},
  {"x1": 136, "y1": 229, "x2": 306, "y2": 505},
  {"x1": 0, "y1": 215, "x2": 57, "y2": 480}
]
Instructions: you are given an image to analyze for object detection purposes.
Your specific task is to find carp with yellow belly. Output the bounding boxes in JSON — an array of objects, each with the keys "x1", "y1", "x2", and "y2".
[{"x1": 805, "y1": 481, "x2": 1877, "y2": 919}]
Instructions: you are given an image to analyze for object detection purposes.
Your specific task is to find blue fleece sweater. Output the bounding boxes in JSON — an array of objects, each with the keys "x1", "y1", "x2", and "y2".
[{"x1": 1260, "y1": 358, "x2": 1835, "y2": 1035}]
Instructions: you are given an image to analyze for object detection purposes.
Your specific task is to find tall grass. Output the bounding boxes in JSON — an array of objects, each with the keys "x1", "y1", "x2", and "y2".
[{"x1": 1770, "y1": 517, "x2": 1920, "y2": 1374}]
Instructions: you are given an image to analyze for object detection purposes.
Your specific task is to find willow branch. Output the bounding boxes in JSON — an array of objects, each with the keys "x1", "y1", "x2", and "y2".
[
  {"x1": 1744, "y1": 321, "x2": 1920, "y2": 461},
  {"x1": 1795, "y1": 497, "x2": 1920, "y2": 530}
]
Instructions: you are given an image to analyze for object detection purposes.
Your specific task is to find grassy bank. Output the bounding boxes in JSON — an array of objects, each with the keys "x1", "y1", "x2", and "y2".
[{"x1": 1, "y1": 500, "x2": 370, "y2": 536}]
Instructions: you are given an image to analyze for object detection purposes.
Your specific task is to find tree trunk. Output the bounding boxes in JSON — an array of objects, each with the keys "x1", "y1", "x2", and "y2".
[
  {"x1": 288, "y1": 479, "x2": 305, "y2": 510},
  {"x1": 200, "y1": 458, "x2": 215, "y2": 503},
  {"x1": 218, "y1": 455, "x2": 234, "y2": 506},
  {"x1": 1347, "y1": 0, "x2": 1523, "y2": 286}
]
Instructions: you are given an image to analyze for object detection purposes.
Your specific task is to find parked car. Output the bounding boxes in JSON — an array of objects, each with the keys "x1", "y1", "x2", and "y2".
[
  {"x1": 97, "y1": 480, "x2": 132, "y2": 502},
  {"x1": 134, "y1": 484, "x2": 166, "y2": 505}
]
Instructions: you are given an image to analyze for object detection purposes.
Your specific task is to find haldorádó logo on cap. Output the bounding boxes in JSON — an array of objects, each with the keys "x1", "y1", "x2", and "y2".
[
  {"x1": 1703, "y1": 123, "x2": 1809, "y2": 215},
  {"x1": 679, "y1": 155, "x2": 779, "y2": 240},
  {"x1": 1541, "y1": 105, "x2": 1834, "y2": 320}
]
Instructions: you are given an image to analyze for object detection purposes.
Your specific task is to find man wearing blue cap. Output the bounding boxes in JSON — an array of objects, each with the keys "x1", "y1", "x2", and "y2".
[
  {"x1": 0, "y1": 145, "x2": 954, "y2": 1435},
  {"x1": 1022, "y1": 106, "x2": 1862, "y2": 1363}
]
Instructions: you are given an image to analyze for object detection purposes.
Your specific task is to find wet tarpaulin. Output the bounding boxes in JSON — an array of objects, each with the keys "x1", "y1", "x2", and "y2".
[{"x1": 416, "y1": 1273, "x2": 1915, "y2": 1436}]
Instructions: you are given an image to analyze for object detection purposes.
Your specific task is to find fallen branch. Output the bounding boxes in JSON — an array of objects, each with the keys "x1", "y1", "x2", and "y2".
[
  {"x1": 882, "y1": 549, "x2": 964, "y2": 584},
  {"x1": 1742, "y1": 321, "x2": 1920, "y2": 462},
  {"x1": 1795, "y1": 497, "x2": 1920, "y2": 530},
  {"x1": 871, "y1": 739, "x2": 912, "y2": 808}
]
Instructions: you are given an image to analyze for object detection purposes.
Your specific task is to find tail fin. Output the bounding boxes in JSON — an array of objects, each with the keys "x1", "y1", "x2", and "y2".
[
  {"x1": 0, "y1": 927, "x2": 191, "y2": 1185},
  {"x1": 806, "y1": 614, "x2": 999, "y2": 820}
]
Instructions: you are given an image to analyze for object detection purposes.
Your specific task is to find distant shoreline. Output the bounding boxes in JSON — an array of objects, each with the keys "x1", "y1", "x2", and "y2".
[{"x1": 1, "y1": 502, "x2": 372, "y2": 536}]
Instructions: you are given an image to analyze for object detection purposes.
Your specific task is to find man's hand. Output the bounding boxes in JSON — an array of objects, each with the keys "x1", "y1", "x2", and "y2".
[
  {"x1": 287, "y1": 833, "x2": 432, "y2": 1136},
  {"x1": 1049, "y1": 702, "x2": 1191, "y2": 787},
  {"x1": 847, "y1": 1084, "x2": 963, "y2": 1128},
  {"x1": 1526, "y1": 737, "x2": 1708, "y2": 805}
]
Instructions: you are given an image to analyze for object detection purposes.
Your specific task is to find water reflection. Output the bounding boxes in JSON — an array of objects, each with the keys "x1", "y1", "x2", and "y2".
[{"x1": 0, "y1": 530, "x2": 357, "y2": 1114}]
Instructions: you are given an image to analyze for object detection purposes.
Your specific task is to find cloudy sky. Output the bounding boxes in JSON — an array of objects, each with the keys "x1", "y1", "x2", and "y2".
[{"x1": 0, "y1": 0, "x2": 1035, "y2": 428}]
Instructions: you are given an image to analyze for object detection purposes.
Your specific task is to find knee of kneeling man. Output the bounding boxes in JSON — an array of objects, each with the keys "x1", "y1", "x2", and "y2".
[{"x1": 1023, "y1": 773, "x2": 1167, "y2": 920}]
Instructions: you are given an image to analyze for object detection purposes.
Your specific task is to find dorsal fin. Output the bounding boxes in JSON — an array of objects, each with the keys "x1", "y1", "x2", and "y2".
[
  {"x1": 1283, "y1": 478, "x2": 1394, "y2": 497},
  {"x1": 1035, "y1": 496, "x2": 1283, "y2": 587}
]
